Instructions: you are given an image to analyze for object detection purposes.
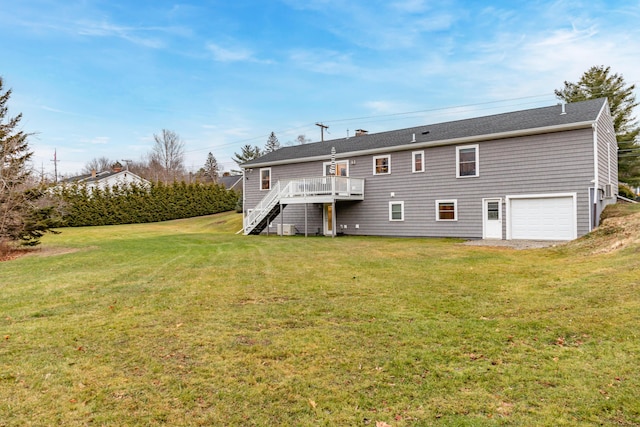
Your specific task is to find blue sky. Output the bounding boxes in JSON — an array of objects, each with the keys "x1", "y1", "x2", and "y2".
[{"x1": 2, "y1": 0, "x2": 639, "y2": 177}]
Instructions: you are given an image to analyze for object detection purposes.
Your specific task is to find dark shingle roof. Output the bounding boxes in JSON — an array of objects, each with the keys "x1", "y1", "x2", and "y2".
[
  {"x1": 241, "y1": 98, "x2": 607, "y2": 168},
  {"x1": 61, "y1": 170, "x2": 116, "y2": 183},
  {"x1": 219, "y1": 174, "x2": 242, "y2": 190}
]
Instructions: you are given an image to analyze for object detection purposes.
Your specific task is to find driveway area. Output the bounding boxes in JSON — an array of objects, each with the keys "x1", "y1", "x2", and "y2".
[{"x1": 462, "y1": 239, "x2": 566, "y2": 250}]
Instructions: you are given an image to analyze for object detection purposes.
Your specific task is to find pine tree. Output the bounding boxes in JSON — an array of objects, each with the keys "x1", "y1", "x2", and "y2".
[
  {"x1": 0, "y1": 76, "x2": 58, "y2": 246},
  {"x1": 233, "y1": 144, "x2": 262, "y2": 165},
  {"x1": 203, "y1": 152, "x2": 219, "y2": 182},
  {"x1": 264, "y1": 131, "x2": 280, "y2": 153},
  {"x1": 555, "y1": 65, "x2": 640, "y2": 185}
]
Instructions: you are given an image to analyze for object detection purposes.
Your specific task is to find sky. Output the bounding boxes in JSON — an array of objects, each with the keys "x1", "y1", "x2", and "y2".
[{"x1": 1, "y1": 0, "x2": 639, "y2": 178}]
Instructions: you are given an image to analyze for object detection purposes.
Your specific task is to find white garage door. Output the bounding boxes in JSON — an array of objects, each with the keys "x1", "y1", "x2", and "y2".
[{"x1": 509, "y1": 195, "x2": 576, "y2": 240}]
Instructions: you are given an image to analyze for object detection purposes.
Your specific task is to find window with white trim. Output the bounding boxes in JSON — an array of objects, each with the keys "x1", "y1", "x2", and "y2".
[
  {"x1": 436, "y1": 199, "x2": 457, "y2": 221},
  {"x1": 389, "y1": 201, "x2": 404, "y2": 221},
  {"x1": 456, "y1": 144, "x2": 479, "y2": 177},
  {"x1": 323, "y1": 160, "x2": 349, "y2": 176},
  {"x1": 260, "y1": 168, "x2": 271, "y2": 190},
  {"x1": 412, "y1": 151, "x2": 424, "y2": 173},
  {"x1": 373, "y1": 155, "x2": 391, "y2": 175}
]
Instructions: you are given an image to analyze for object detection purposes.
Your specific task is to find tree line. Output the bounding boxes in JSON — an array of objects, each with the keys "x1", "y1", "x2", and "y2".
[
  {"x1": 2, "y1": 66, "x2": 639, "y2": 248},
  {"x1": 53, "y1": 181, "x2": 238, "y2": 227}
]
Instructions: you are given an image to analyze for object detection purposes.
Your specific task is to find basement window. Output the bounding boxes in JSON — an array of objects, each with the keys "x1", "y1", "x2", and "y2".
[
  {"x1": 389, "y1": 201, "x2": 404, "y2": 221},
  {"x1": 436, "y1": 200, "x2": 457, "y2": 221}
]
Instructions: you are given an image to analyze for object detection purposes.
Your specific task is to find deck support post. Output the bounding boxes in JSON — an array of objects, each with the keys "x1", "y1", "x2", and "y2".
[
  {"x1": 280, "y1": 203, "x2": 283, "y2": 236},
  {"x1": 304, "y1": 203, "x2": 308, "y2": 237}
]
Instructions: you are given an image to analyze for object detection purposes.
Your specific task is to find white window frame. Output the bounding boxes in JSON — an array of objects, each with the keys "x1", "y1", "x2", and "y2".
[
  {"x1": 389, "y1": 201, "x2": 404, "y2": 221},
  {"x1": 373, "y1": 155, "x2": 391, "y2": 175},
  {"x1": 456, "y1": 144, "x2": 479, "y2": 178},
  {"x1": 412, "y1": 150, "x2": 425, "y2": 173},
  {"x1": 436, "y1": 199, "x2": 457, "y2": 221},
  {"x1": 259, "y1": 167, "x2": 271, "y2": 191},
  {"x1": 323, "y1": 160, "x2": 349, "y2": 176}
]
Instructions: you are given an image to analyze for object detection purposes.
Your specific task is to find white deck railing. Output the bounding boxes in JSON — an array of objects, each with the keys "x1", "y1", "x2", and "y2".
[
  {"x1": 243, "y1": 176, "x2": 365, "y2": 234},
  {"x1": 279, "y1": 176, "x2": 364, "y2": 199}
]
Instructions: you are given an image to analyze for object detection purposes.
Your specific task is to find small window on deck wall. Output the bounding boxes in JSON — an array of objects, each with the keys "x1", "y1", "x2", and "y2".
[
  {"x1": 324, "y1": 160, "x2": 349, "y2": 176},
  {"x1": 260, "y1": 168, "x2": 271, "y2": 190}
]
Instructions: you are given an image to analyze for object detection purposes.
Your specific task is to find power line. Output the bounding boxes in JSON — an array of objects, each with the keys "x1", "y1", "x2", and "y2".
[
  {"x1": 184, "y1": 93, "x2": 559, "y2": 155},
  {"x1": 185, "y1": 85, "x2": 640, "y2": 158}
]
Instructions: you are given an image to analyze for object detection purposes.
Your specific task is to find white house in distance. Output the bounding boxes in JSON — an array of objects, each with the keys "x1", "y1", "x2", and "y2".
[{"x1": 61, "y1": 163, "x2": 149, "y2": 190}]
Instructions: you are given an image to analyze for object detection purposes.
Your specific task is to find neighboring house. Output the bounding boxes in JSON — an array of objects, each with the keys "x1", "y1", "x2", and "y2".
[
  {"x1": 61, "y1": 164, "x2": 150, "y2": 191},
  {"x1": 219, "y1": 174, "x2": 243, "y2": 191},
  {"x1": 240, "y1": 98, "x2": 618, "y2": 241}
]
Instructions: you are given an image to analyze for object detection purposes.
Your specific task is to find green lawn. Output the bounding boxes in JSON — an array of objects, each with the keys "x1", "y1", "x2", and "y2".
[{"x1": 1, "y1": 211, "x2": 639, "y2": 426}]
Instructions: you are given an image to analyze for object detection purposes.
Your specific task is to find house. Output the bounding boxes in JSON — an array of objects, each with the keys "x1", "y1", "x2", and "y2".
[
  {"x1": 61, "y1": 163, "x2": 150, "y2": 191},
  {"x1": 240, "y1": 98, "x2": 618, "y2": 241},
  {"x1": 219, "y1": 174, "x2": 243, "y2": 191}
]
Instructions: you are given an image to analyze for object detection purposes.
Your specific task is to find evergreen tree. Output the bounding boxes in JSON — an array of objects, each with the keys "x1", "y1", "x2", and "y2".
[
  {"x1": 0, "y1": 77, "x2": 58, "y2": 246},
  {"x1": 264, "y1": 131, "x2": 280, "y2": 153},
  {"x1": 555, "y1": 65, "x2": 640, "y2": 185},
  {"x1": 203, "y1": 152, "x2": 219, "y2": 182},
  {"x1": 233, "y1": 144, "x2": 262, "y2": 165}
]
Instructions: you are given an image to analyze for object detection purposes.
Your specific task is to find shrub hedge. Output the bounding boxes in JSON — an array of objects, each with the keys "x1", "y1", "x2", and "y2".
[{"x1": 54, "y1": 182, "x2": 239, "y2": 227}]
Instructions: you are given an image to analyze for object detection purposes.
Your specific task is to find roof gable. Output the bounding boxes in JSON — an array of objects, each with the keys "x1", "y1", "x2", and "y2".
[{"x1": 241, "y1": 98, "x2": 607, "y2": 168}]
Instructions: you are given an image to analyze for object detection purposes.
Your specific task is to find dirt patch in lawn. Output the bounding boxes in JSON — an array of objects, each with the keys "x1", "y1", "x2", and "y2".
[
  {"x1": 570, "y1": 209, "x2": 640, "y2": 255},
  {"x1": 0, "y1": 246, "x2": 81, "y2": 262}
]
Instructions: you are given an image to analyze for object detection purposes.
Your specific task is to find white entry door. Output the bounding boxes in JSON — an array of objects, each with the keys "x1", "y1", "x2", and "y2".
[{"x1": 483, "y1": 198, "x2": 502, "y2": 239}]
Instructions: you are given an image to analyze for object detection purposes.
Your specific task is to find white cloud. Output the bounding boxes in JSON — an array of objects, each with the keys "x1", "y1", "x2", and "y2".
[
  {"x1": 84, "y1": 136, "x2": 110, "y2": 145},
  {"x1": 289, "y1": 49, "x2": 358, "y2": 75},
  {"x1": 75, "y1": 20, "x2": 166, "y2": 48},
  {"x1": 207, "y1": 42, "x2": 255, "y2": 62}
]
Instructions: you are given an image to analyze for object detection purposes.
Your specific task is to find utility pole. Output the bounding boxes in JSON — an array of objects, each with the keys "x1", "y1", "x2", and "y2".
[
  {"x1": 51, "y1": 149, "x2": 60, "y2": 184},
  {"x1": 315, "y1": 122, "x2": 329, "y2": 142}
]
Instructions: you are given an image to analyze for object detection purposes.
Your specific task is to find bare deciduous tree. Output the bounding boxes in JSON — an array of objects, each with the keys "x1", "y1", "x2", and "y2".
[
  {"x1": 81, "y1": 156, "x2": 113, "y2": 174},
  {"x1": 150, "y1": 129, "x2": 185, "y2": 182}
]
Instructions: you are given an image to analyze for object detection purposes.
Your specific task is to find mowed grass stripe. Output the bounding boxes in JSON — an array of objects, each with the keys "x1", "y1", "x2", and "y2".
[{"x1": 1, "y1": 211, "x2": 639, "y2": 426}]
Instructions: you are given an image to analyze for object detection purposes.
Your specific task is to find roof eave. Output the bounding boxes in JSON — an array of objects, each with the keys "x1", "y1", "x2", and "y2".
[{"x1": 241, "y1": 120, "x2": 596, "y2": 169}]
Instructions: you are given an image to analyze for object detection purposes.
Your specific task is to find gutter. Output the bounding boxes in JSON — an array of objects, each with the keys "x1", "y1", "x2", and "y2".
[{"x1": 241, "y1": 120, "x2": 596, "y2": 169}]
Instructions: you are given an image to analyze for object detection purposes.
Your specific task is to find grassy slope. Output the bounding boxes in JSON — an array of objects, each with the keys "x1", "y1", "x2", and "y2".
[{"x1": 1, "y1": 211, "x2": 639, "y2": 426}]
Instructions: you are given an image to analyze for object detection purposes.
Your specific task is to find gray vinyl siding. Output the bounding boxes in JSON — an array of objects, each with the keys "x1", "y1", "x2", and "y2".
[{"x1": 244, "y1": 127, "x2": 598, "y2": 238}]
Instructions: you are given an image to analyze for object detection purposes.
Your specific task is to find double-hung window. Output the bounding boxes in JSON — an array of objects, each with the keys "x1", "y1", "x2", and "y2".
[
  {"x1": 412, "y1": 151, "x2": 424, "y2": 173},
  {"x1": 260, "y1": 168, "x2": 271, "y2": 190},
  {"x1": 456, "y1": 144, "x2": 479, "y2": 177},
  {"x1": 373, "y1": 155, "x2": 391, "y2": 175},
  {"x1": 389, "y1": 201, "x2": 404, "y2": 221},
  {"x1": 436, "y1": 200, "x2": 457, "y2": 221}
]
